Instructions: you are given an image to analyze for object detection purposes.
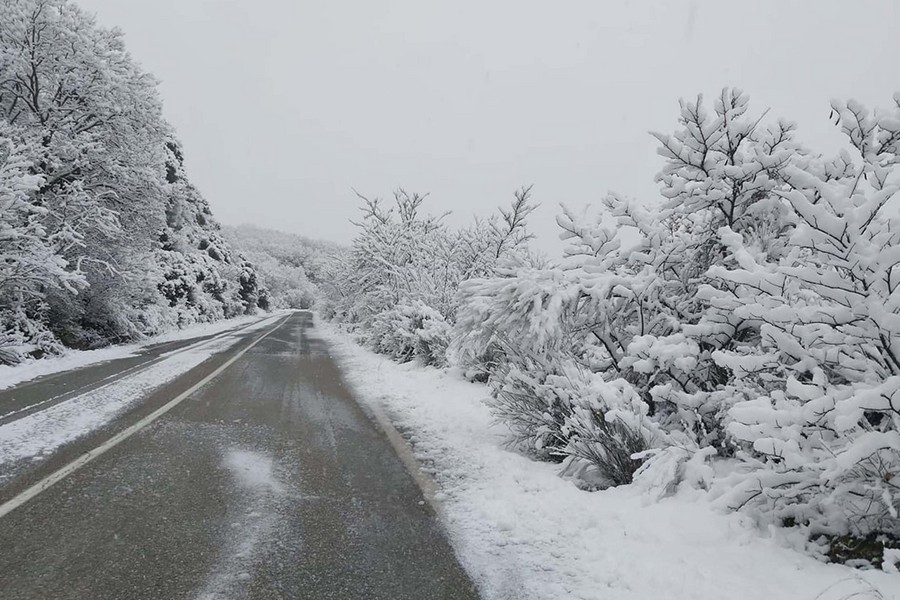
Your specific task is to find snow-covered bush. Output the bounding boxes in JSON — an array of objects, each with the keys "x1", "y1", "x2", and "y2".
[
  {"x1": 596, "y1": 89, "x2": 804, "y2": 451},
  {"x1": 453, "y1": 88, "x2": 900, "y2": 545},
  {"x1": 461, "y1": 91, "x2": 764, "y2": 474},
  {"x1": 325, "y1": 187, "x2": 536, "y2": 366},
  {"x1": 365, "y1": 302, "x2": 452, "y2": 367},
  {"x1": 710, "y1": 95, "x2": 900, "y2": 542}
]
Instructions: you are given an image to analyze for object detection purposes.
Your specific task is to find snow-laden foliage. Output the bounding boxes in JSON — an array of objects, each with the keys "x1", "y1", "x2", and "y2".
[
  {"x1": 367, "y1": 301, "x2": 452, "y2": 367},
  {"x1": 0, "y1": 0, "x2": 266, "y2": 362},
  {"x1": 455, "y1": 90, "x2": 802, "y2": 468},
  {"x1": 453, "y1": 88, "x2": 900, "y2": 553},
  {"x1": 0, "y1": 123, "x2": 73, "y2": 362},
  {"x1": 710, "y1": 95, "x2": 900, "y2": 544},
  {"x1": 325, "y1": 187, "x2": 537, "y2": 367}
]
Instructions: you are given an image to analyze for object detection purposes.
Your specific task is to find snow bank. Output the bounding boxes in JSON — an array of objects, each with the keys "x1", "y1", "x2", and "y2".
[
  {"x1": 318, "y1": 322, "x2": 900, "y2": 600},
  {"x1": 0, "y1": 313, "x2": 280, "y2": 391},
  {"x1": 0, "y1": 345, "x2": 145, "y2": 392},
  {"x1": 0, "y1": 315, "x2": 283, "y2": 474}
]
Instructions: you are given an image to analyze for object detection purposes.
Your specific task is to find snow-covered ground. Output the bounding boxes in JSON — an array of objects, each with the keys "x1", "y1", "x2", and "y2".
[
  {"x1": 0, "y1": 314, "x2": 284, "y2": 474},
  {"x1": 0, "y1": 313, "x2": 285, "y2": 391},
  {"x1": 318, "y1": 322, "x2": 900, "y2": 600}
]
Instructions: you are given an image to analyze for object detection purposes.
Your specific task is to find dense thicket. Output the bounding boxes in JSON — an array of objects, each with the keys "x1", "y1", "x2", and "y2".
[
  {"x1": 323, "y1": 188, "x2": 538, "y2": 366},
  {"x1": 330, "y1": 89, "x2": 900, "y2": 562},
  {"x1": 0, "y1": 0, "x2": 266, "y2": 363}
]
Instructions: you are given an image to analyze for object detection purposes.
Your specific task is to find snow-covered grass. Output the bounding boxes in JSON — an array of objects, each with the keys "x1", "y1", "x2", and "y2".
[
  {"x1": 0, "y1": 312, "x2": 280, "y2": 391},
  {"x1": 319, "y1": 322, "x2": 900, "y2": 600},
  {"x1": 0, "y1": 314, "x2": 284, "y2": 474}
]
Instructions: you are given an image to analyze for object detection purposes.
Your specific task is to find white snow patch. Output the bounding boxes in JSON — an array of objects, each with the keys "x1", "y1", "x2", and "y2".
[
  {"x1": 0, "y1": 312, "x2": 287, "y2": 391},
  {"x1": 0, "y1": 346, "x2": 142, "y2": 392},
  {"x1": 318, "y1": 321, "x2": 900, "y2": 600},
  {"x1": 0, "y1": 315, "x2": 284, "y2": 473},
  {"x1": 196, "y1": 448, "x2": 285, "y2": 600},
  {"x1": 223, "y1": 449, "x2": 284, "y2": 493}
]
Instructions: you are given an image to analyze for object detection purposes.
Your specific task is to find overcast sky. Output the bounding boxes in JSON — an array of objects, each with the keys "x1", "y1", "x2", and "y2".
[{"x1": 78, "y1": 0, "x2": 900, "y2": 255}]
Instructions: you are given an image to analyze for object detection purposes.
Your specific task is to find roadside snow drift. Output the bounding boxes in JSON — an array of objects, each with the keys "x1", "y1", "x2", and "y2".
[
  {"x1": 319, "y1": 323, "x2": 900, "y2": 600},
  {"x1": 0, "y1": 314, "x2": 275, "y2": 392}
]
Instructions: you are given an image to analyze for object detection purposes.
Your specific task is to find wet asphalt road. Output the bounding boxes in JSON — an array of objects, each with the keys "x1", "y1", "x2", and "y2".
[{"x1": 0, "y1": 312, "x2": 479, "y2": 600}]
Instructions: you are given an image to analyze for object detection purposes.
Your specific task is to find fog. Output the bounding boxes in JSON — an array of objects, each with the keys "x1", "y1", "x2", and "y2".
[{"x1": 79, "y1": 0, "x2": 900, "y2": 254}]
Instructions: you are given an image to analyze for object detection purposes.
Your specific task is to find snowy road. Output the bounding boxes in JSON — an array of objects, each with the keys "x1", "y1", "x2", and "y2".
[{"x1": 0, "y1": 312, "x2": 477, "y2": 599}]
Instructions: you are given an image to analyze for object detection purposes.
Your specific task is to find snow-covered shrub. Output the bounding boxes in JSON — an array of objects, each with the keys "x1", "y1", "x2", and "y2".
[
  {"x1": 489, "y1": 359, "x2": 574, "y2": 461},
  {"x1": 563, "y1": 403, "x2": 647, "y2": 488},
  {"x1": 485, "y1": 348, "x2": 652, "y2": 485},
  {"x1": 325, "y1": 187, "x2": 536, "y2": 366},
  {"x1": 454, "y1": 89, "x2": 852, "y2": 494},
  {"x1": 710, "y1": 95, "x2": 900, "y2": 541},
  {"x1": 454, "y1": 89, "x2": 900, "y2": 549},
  {"x1": 618, "y1": 88, "x2": 803, "y2": 449},
  {"x1": 452, "y1": 259, "x2": 662, "y2": 480},
  {"x1": 366, "y1": 302, "x2": 452, "y2": 367},
  {"x1": 0, "y1": 305, "x2": 64, "y2": 364}
]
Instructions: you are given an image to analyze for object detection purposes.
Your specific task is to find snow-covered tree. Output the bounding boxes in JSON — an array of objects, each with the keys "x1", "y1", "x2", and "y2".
[
  {"x1": 0, "y1": 123, "x2": 73, "y2": 362},
  {"x1": 0, "y1": 0, "x2": 267, "y2": 360},
  {"x1": 453, "y1": 89, "x2": 900, "y2": 554}
]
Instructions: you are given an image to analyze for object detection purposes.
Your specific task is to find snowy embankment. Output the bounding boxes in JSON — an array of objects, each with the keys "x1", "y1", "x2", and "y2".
[
  {"x1": 0, "y1": 314, "x2": 275, "y2": 392},
  {"x1": 0, "y1": 313, "x2": 284, "y2": 474},
  {"x1": 319, "y1": 323, "x2": 900, "y2": 600}
]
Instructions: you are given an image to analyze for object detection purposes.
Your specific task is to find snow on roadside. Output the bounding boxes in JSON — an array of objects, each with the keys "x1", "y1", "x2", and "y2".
[
  {"x1": 0, "y1": 314, "x2": 284, "y2": 474},
  {"x1": 0, "y1": 312, "x2": 284, "y2": 391},
  {"x1": 318, "y1": 322, "x2": 900, "y2": 600}
]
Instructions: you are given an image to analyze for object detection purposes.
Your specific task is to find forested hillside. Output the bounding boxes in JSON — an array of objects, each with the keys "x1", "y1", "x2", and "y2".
[
  {"x1": 0, "y1": 0, "x2": 266, "y2": 364},
  {"x1": 223, "y1": 224, "x2": 345, "y2": 310}
]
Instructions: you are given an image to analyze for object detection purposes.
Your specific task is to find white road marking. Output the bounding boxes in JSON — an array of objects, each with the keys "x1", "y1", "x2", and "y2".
[{"x1": 0, "y1": 314, "x2": 291, "y2": 520}]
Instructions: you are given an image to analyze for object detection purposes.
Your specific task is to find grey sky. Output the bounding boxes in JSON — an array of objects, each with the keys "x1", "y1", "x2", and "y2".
[{"x1": 78, "y1": 0, "x2": 900, "y2": 255}]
